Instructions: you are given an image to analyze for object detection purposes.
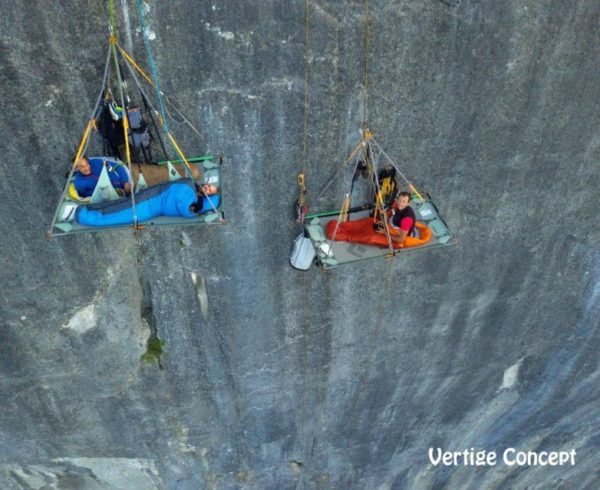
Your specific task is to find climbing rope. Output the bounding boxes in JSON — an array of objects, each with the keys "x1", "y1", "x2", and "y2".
[
  {"x1": 118, "y1": 45, "x2": 204, "y2": 141},
  {"x1": 297, "y1": 2, "x2": 314, "y2": 486},
  {"x1": 317, "y1": 1, "x2": 370, "y2": 199},
  {"x1": 133, "y1": 1, "x2": 194, "y2": 180},
  {"x1": 107, "y1": 0, "x2": 117, "y2": 35},
  {"x1": 295, "y1": 0, "x2": 312, "y2": 225},
  {"x1": 345, "y1": 259, "x2": 395, "y2": 430},
  {"x1": 302, "y1": 0, "x2": 310, "y2": 177},
  {"x1": 363, "y1": 0, "x2": 370, "y2": 128},
  {"x1": 135, "y1": 0, "x2": 169, "y2": 135}
]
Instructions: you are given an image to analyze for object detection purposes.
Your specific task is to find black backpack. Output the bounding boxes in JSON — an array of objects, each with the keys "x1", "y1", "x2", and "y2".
[{"x1": 98, "y1": 101, "x2": 125, "y2": 159}]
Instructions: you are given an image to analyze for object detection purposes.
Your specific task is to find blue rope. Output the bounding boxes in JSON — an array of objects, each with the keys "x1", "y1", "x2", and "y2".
[
  {"x1": 134, "y1": 0, "x2": 197, "y2": 181},
  {"x1": 135, "y1": 0, "x2": 169, "y2": 135}
]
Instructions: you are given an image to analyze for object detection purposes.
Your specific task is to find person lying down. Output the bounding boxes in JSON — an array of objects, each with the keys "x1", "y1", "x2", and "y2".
[{"x1": 71, "y1": 179, "x2": 219, "y2": 227}]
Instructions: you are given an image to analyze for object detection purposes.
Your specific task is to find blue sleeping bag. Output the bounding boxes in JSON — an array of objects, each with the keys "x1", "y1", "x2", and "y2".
[{"x1": 76, "y1": 179, "x2": 220, "y2": 227}]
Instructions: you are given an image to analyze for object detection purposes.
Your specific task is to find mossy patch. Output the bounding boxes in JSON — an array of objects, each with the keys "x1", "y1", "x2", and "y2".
[{"x1": 141, "y1": 337, "x2": 165, "y2": 367}]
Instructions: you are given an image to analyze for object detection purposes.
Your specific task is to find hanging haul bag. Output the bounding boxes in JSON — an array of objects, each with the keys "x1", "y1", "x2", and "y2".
[
  {"x1": 377, "y1": 164, "x2": 398, "y2": 208},
  {"x1": 290, "y1": 232, "x2": 316, "y2": 270},
  {"x1": 127, "y1": 107, "x2": 152, "y2": 149}
]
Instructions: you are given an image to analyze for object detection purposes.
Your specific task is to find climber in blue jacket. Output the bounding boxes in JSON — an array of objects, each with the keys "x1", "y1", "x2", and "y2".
[
  {"x1": 73, "y1": 156, "x2": 131, "y2": 198},
  {"x1": 75, "y1": 179, "x2": 220, "y2": 226}
]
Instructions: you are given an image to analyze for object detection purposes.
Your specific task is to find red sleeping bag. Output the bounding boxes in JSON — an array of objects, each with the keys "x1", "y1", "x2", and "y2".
[{"x1": 325, "y1": 216, "x2": 432, "y2": 249}]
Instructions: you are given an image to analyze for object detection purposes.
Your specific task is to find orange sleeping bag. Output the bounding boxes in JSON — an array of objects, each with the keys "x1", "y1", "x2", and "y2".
[{"x1": 325, "y1": 217, "x2": 432, "y2": 249}]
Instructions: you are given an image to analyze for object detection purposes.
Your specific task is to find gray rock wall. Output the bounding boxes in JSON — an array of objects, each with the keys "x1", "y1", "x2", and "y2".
[{"x1": 1, "y1": 1, "x2": 599, "y2": 488}]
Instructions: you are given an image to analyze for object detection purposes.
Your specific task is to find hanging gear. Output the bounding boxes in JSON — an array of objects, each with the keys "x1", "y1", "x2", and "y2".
[
  {"x1": 290, "y1": 230, "x2": 316, "y2": 270},
  {"x1": 109, "y1": 100, "x2": 123, "y2": 120},
  {"x1": 295, "y1": 171, "x2": 309, "y2": 224},
  {"x1": 340, "y1": 193, "x2": 351, "y2": 223},
  {"x1": 376, "y1": 164, "x2": 398, "y2": 208},
  {"x1": 98, "y1": 90, "x2": 125, "y2": 159},
  {"x1": 352, "y1": 159, "x2": 369, "y2": 182},
  {"x1": 97, "y1": 82, "x2": 155, "y2": 164},
  {"x1": 140, "y1": 90, "x2": 169, "y2": 162},
  {"x1": 126, "y1": 106, "x2": 153, "y2": 163}
]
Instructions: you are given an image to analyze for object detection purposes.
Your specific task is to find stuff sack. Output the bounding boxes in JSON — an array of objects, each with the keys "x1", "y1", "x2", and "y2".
[{"x1": 290, "y1": 233, "x2": 316, "y2": 270}]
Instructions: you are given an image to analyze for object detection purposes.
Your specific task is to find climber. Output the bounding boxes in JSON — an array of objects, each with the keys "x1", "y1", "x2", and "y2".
[
  {"x1": 73, "y1": 178, "x2": 219, "y2": 227},
  {"x1": 73, "y1": 156, "x2": 131, "y2": 197},
  {"x1": 73, "y1": 155, "x2": 201, "y2": 198},
  {"x1": 376, "y1": 191, "x2": 417, "y2": 244}
]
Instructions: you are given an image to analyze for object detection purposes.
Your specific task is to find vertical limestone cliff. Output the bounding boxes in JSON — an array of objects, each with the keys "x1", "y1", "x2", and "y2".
[{"x1": 1, "y1": 1, "x2": 599, "y2": 488}]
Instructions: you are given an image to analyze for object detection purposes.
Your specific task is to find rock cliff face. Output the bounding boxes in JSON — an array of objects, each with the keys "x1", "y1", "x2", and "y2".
[{"x1": 1, "y1": 1, "x2": 599, "y2": 488}]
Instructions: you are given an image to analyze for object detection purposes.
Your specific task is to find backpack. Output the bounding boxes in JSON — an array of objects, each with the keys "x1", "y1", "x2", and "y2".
[
  {"x1": 126, "y1": 107, "x2": 153, "y2": 163},
  {"x1": 376, "y1": 165, "x2": 398, "y2": 208}
]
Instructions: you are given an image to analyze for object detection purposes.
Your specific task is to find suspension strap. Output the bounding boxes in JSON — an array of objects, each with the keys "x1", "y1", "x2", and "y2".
[
  {"x1": 74, "y1": 121, "x2": 94, "y2": 164},
  {"x1": 370, "y1": 138, "x2": 424, "y2": 201},
  {"x1": 118, "y1": 45, "x2": 204, "y2": 140},
  {"x1": 326, "y1": 152, "x2": 363, "y2": 246},
  {"x1": 48, "y1": 44, "x2": 112, "y2": 235},
  {"x1": 141, "y1": 90, "x2": 169, "y2": 161},
  {"x1": 367, "y1": 141, "x2": 394, "y2": 254},
  {"x1": 118, "y1": 46, "x2": 153, "y2": 85},
  {"x1": 317, "y1": 138, "x2": 364, "y2": 198}
]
